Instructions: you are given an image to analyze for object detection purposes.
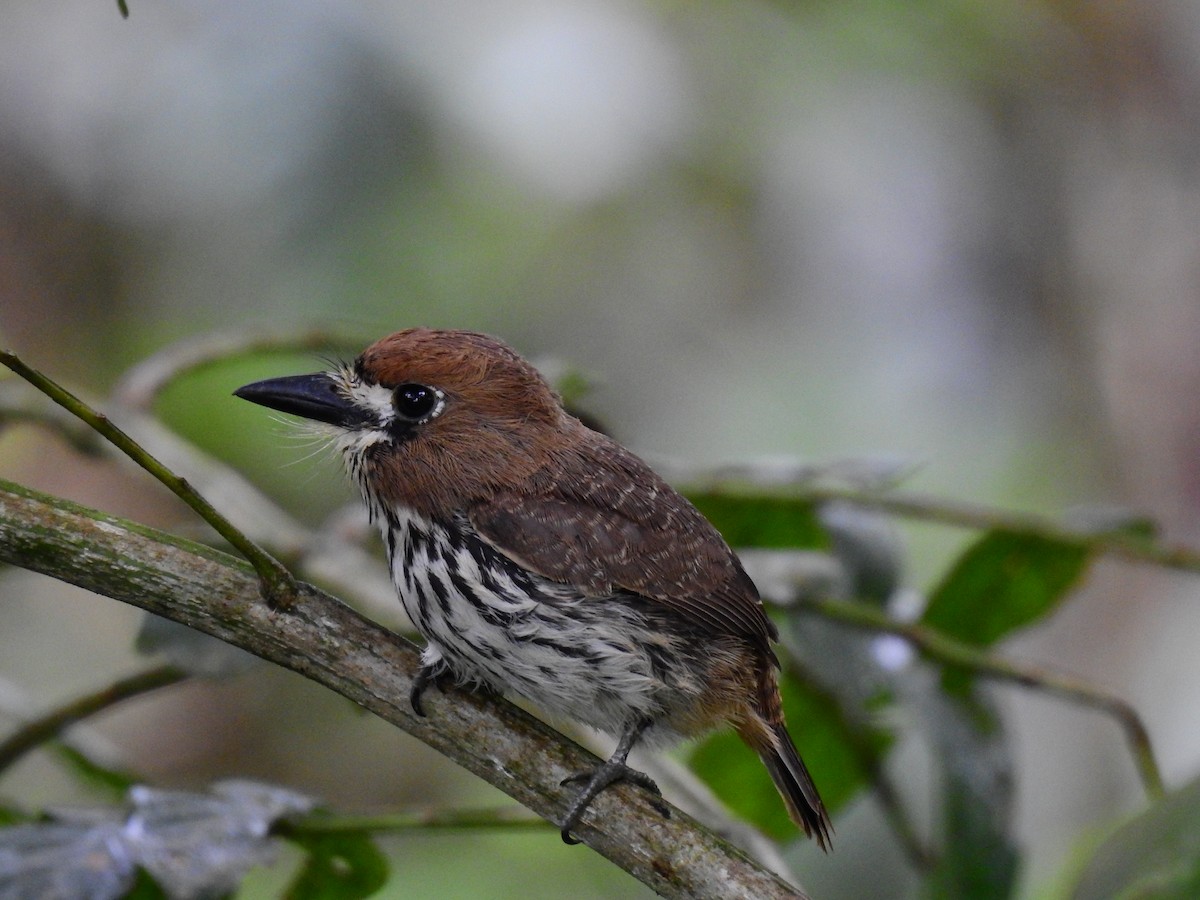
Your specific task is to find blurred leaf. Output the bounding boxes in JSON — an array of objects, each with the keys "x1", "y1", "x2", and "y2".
[
  {"x1": 128, "y1": 781, "x2": 314, "y2": 898},
  {"x1": 689, "y1": 671, "x2": 886, "y2": 839},
  {"x1": 0, "y1": 805, "x2": 28, "y2": 827},
  {"x1": 928, "y1": 768, "x2": 1018, "y2": 900},
  {"x1": 285, "y1": 831, "x2": 389, "y2": 900},
  {"x1": 685, "y1": 493, "x2": 829, "y2": 550},
  {"x1": 922, "y1": 531, "x2": 1090, "y2": 648},
  {"x1": 916, "y1": 686, "x2": 1017, "y2": 900},
  {"x1": 691, "y1": 731, "x2": 791, "y2": 838},
  {"x1": 0, "y1": 781, "x2": 313, "y2": 900},
  {"x1": 122, "y1": 868, "x2": 168, "y2": 900},
  {"x1": 0, "y1": 818, "x2": 133, "y2": 900},
  {"x1": 1072, "y1": 775, "x2": 1200, "y2": 900},
  {"x1": 819, "y1": 502, "x2": 903, "y2": 605}
]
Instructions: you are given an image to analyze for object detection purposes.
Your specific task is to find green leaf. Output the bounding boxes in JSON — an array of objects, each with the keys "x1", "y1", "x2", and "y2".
[
  {"x1": 0, "y1": 805, "x2": 29, "y2": 827},
  {"x1": 689, "y1": 671, "x2": 886, "y2": 840},
  {"x1": 690, "y1": 731, "x2": 791, "y2": 839},
  {"x1": 285, "y1": 831, "x2": 389, "y2": 900},
  {"x1": 685, "y1": 493, "x2": 829, "y2": 550},
  {"x1": 1073, "y1": 775, "x2": 1200, "y2": 900},
  {"x1": 922, "y1": 530, "x2": 1090, "y2": 648}
]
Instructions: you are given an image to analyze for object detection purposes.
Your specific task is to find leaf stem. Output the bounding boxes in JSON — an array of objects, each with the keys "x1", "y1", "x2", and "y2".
[
  {"x1": 279, "y1": 806, "x2": 552, "y2": 836},
  {"x1": 796, "y1": 595, "x2": 1165, "y2": 800},
  {"x1": 0, "y1": 663, "x2": 186, "y2": 776},
  {"x1": 684, "y1": 480, "x2": 1200, "y2": 576},
  {"x1": 111, "y1": 327, "x2": 365, "y2": 411},
  {"x1": 0, "y1": 350, "x2": 299, "y2": 608}
]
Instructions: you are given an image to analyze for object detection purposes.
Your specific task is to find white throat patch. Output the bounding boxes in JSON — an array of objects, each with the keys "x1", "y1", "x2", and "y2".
[{"x1": 326, "y1": 367, "x2": 396, "y2": 454}]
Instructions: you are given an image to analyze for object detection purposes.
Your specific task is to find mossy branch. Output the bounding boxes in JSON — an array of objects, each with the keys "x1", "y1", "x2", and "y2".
[{"x1": 0, "y1": 478, "x2": 808, "y2": 900}]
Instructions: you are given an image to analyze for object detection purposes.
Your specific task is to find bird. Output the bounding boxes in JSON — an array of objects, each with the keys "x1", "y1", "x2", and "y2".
[{"x1": 234, "y1": 328, "x2": 831, "y2": 848}]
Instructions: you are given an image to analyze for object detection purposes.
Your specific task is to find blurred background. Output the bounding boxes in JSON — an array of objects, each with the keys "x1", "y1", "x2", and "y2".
[{"x1": 2, "y1": 0, "x2": 1200, "y2": 896}]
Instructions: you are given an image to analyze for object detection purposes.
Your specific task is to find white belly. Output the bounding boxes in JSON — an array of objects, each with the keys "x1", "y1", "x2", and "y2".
[{"x1": 380, "y1": 508, "x2": 678, "y2": 736}]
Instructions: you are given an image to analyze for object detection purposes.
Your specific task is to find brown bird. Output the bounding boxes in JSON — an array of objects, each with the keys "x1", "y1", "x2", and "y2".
[{"x1": 235, "y1": 328, "x2": 831, "y2": 847}]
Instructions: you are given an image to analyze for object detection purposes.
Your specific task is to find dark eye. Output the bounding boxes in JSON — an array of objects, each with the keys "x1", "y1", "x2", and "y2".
[{"x1": 393, "y1": 383, "x2": 440, "y2": 421}]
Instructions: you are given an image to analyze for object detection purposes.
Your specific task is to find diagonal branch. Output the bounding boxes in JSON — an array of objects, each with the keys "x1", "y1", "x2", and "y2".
[{"x1": 0, "y1": 478, "x2": 809, "y2": 900}]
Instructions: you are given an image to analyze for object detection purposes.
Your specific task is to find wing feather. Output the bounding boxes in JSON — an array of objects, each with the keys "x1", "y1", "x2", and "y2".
[{"x1": 468, "y1": 430, "x2": 776, "y2": 652}]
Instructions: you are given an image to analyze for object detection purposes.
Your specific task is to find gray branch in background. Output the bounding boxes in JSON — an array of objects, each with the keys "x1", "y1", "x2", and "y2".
[{"x1": 0, "y1": 478, "x2": 809, "y2": 900}]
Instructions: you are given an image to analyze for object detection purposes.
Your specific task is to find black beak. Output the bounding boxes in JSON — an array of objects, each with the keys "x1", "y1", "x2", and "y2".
[{"x1": 234, "y1": 373, "x2": 372, "y2": 429}]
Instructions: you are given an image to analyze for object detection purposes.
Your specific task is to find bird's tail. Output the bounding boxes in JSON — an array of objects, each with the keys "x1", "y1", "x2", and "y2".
[{"x1": 737, "y1": 695, "x2": 833, "y2": 850}]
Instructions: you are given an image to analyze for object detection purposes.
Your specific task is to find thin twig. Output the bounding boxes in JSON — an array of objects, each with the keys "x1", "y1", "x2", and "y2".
[
  {"x1": 819, "y1": 485, "x2": 1194, "y2": 570},
  {"x1": 0, "y1": 350, "x2": 299, "y2": 608},
  {"x1": 279, "y1": 806, "x2": 552, "y2": 836},
  {"x1": 0, "y1": 664, "x2": 187, "y2": 776},
  {"x1": 794, "y1": 595, "x2": 1164, "y2": 800},
  {"x1": 2, "y1": 376, "x2": 405, "y2": 621},
  {"x1": 0, "y1": 382, "x2": 109, "y2": 456},
  {"x1": 689, "y1": 479, "x2": 1200, "y2": 576}
]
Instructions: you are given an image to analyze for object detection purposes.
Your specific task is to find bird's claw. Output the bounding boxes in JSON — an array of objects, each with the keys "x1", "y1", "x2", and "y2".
[
  {"x1": 409, "y1": 662, "x2": 451, "y2": 717},
  {"x1": 558, "y1": 760, "x2": 670, "y2": 844}
]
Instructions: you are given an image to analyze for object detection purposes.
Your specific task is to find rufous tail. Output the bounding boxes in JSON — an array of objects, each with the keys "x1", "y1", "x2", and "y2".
[{"x1": 740, "y1": 719, "x2": 833, "y2": 851}]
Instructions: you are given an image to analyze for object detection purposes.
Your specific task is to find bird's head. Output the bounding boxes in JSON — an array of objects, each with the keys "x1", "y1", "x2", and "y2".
[{"x1": 235, "y1": 328, "x2": 569, "y2": 515}]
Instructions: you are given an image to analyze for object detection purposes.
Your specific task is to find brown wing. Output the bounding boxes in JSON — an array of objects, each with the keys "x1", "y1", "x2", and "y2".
[{"x1": 467, "y1": 430, "x2": 777, "y2": 653}]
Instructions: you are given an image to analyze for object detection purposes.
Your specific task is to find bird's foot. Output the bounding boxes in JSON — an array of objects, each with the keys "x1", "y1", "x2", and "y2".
[
  {"x1": 559, "y1": 760, "x2": 670, "y2": 844},
  {"x1": 409, "y1": 662, "x2": 452, "y2": 717}
]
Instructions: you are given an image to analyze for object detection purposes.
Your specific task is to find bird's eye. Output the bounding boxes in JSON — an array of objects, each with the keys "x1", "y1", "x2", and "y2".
[{"x1": 392, "y1": 383, "x2": 441, "y2": 422}]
